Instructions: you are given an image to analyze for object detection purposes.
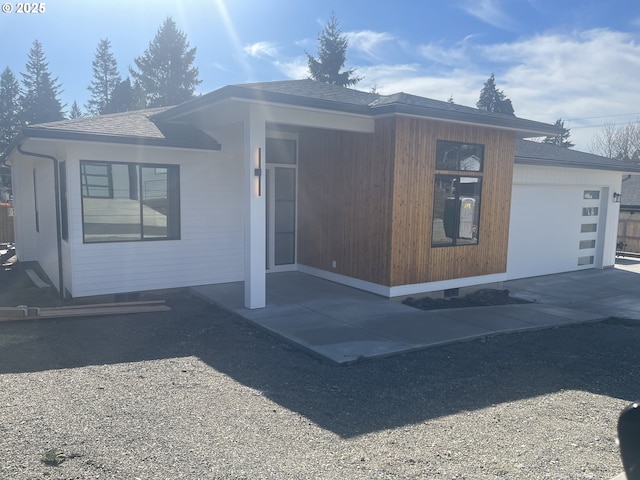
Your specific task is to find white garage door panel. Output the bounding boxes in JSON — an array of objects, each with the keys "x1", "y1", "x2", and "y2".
[{"x1": 507, "y1": 185, "x2": 587, "y2": 279}]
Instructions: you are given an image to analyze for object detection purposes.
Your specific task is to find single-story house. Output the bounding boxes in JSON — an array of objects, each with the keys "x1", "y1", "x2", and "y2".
[{"x1": 4, "y1": 79, "x2": 640, "y2": 308}]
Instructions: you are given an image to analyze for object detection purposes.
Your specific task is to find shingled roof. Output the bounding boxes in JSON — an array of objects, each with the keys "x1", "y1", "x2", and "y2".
[
  {"x1": 3, "y1": 107, "x2": 221, "y2": 157},
  {"x1": 152, "y1": 79, "x2": 560, "y2": 137},
  {"x1": 515, "y1": 140, "x2": 640, "y2": 172},
  {"x1": 621, "y1": 175, "x2": 640, "y2": 209}
]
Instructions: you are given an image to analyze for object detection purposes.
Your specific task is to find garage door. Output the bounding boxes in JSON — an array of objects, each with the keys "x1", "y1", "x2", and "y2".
[{"x1": 507, "y1": 185, "x2": 602, "y2": 279}]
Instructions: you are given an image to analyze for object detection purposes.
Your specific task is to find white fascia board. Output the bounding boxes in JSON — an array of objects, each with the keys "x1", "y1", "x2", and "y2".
[
  {"x1": 162, "y1": 96, "x2": 375, "y2": 133},
  {"x1": 232, "y1": 97, "x2": 375, "y2": 133},
  {"x1": 376, "y1": 111, "x2": 551, "y2": 137}
]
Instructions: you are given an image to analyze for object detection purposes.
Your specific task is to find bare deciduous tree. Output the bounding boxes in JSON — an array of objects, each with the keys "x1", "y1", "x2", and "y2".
[{"x1": 590, "y1": 121, "x2": 640, "y2": 163}]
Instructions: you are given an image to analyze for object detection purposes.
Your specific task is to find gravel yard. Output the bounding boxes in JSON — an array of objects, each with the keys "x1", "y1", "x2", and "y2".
[{"x1": 0, "y1": 267, "x2": 638, "y2": 479}]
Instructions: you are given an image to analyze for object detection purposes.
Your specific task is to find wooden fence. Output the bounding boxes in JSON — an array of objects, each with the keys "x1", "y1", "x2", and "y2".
[
  {"x1": 618, "y1": 211, "x2": 640, "y2": 254},
  {"x1": 0, "y1": 203, "x2": 14, "y2": 244}
]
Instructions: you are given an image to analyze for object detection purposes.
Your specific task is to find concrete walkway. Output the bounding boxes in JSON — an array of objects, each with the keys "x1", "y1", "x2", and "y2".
[{"x1": 192, "y1": 257, "x2": 640, "y2": 365}]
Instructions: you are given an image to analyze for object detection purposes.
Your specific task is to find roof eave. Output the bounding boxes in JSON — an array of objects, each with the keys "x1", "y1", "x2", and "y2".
[
  {"x1": 372, "y1": 103, "x2": 560, "y2": 137},
  {"x1": 13, "y1": 127, "x2": 221, "y2": 151},
  {"x1": 153, "y1": 84, "x2": 373, "y2": 122},
  {"x1": 515, "y1": 156, "x2": 640, "y2": 173},
  {"x1": 0, "y1": 132, "x2": 26, "y2": 165},
  {"x1": 154, "y1": 83, "x2": 561, "y2": 137}
]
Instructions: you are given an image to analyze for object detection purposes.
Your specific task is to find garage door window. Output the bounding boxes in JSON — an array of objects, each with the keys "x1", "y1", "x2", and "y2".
[
  {"x1": 578, "y1": 255, "x2": 594, "y2": 265},
  {"x1": 579, "y1": 239, "x2": 596, "y2": 249},
  {"x1": 583, "y1": 190, "x2": 600, "y2": 200},
  {"x1": 580, "y1": 223, "x2": 597, "y2": 233}
]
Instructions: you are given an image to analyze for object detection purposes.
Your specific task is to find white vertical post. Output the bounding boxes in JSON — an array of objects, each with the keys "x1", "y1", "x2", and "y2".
[
  {"x1": 600, "y1": 185, "x2": 620, "y2": 268},
  {"x1": 243, "y1": 105, "x2": 266, "y2": 308}
]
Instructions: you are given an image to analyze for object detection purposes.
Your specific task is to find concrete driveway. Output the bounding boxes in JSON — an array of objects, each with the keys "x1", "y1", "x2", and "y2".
[{"x1": 192, "y1": 258, "x2": 640, "y2": 364}]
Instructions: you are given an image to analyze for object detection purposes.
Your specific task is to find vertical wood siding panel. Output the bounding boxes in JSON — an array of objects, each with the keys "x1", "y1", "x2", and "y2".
[
  {"x1": 297, "y1": 121, "x2": 395, "y2": 284},
  {"x1": 390, "y1": 118, "x2": 515, "y2": 285},
  {"x1": 298, "y1": 117, "x2": 516, "y2": 288}
]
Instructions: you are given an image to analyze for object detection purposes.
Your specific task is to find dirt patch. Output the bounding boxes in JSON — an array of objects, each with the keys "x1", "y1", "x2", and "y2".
[
  {"x1": 402, "y1": 288, "x2": 531, "y2": 311},
  {"x1": 0, "y1": 259, "x2": 156, "y2": 308}
]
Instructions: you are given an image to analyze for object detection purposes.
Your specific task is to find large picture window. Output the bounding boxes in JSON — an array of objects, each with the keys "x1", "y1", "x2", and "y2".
[
  {"x1": 432, "y1": 175, "x2": 482, "y2": 246},
  {"x1": 81, "y1": 161, "x2": 180, "y2": 243}
]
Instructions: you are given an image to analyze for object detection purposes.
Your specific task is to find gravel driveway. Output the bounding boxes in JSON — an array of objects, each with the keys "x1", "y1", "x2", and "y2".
[{"x1": 0, "y1": 275, "x2": 638, "y2": 479}]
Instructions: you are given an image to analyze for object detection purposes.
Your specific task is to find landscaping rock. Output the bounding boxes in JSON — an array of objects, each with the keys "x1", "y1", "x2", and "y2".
[{"x1": 402, "y1": 288, "x2": 530, "y2": 311}]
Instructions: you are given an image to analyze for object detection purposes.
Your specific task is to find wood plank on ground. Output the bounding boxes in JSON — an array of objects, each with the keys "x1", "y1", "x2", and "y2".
[{"x1": 0, "y1": 300, "x2": 171, "y2": 322}]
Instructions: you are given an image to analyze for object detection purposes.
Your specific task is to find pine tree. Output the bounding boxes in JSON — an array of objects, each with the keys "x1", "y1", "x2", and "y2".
[
  {"x1": 102, "y1": 77, "x2": 135, "y2": 114},
  {"x1": 86, "y1": 38, "x2": 121, "y2": 115},
  {"x1": 69, "y1": 101, "x2": 83, "y2": 119},
  {"x1": 543, "y1": 119, "x2": 575, "y2": 148},
  {"x1": 307, "y1": 12, "x2": 361, "y2": 87},
  {"x1": 0, "y1": 67, "x2": 21, "y2": 154},
  {"x1": 20, "y1": 40, "x2": 65, "y2": 125},
  {"x1": 130, "y1": 17, "x2": 201, "y2": 107},
  {"x1": 476, "y1": 73, "x2": 514, "y2": 116}
]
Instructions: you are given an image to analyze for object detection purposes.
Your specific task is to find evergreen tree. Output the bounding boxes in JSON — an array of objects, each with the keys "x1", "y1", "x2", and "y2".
[
  {"x1": 20, "y1": 40, "x2": 65, "y2": 125},
  {"x1": 307, "y1": 12, "x2": 361, "y2": 87},
  {"x1": 130, "y1": 17, "x2": 201, "y2": 107},
  {"x1": 0, "y1": 67, "x2": 21, "y2": 154},
  {"x1": 543, "y1": 119, "x2": 574, "y2": 148},
  {"x1": 69, "y1": 101, "x2": 83, "y2": 119},
  {"x1": 86, "y1": 38, "x2": 121, "y2": 115},
  {"x1": 476, "y1": 73, "x2": 514, "y2": 116},
  {"x1": 102, "y1": 77, "x2": 137, "y2": 113}
]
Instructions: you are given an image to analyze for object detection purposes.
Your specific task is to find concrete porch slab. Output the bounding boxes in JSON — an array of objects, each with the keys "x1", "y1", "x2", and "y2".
[{"x1": 190, "y1": 268, "x2": 632, "y2": 364}]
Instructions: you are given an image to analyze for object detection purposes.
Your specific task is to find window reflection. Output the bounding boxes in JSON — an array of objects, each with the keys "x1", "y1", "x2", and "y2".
[
  {"x1": 436, "y1": 141, "x2": 484, "y2": 172},
  {"x1": 81, "y1": 161, "x2": 179, "y2": 243},
  {"x1": 432, "y1": 175, "x2": 482, "y2": 246}
]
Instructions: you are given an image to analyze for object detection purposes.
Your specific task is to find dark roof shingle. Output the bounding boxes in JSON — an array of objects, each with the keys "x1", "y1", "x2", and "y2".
[
  {"x1": 12, "y1": 107, "x2": 221, "y2": 152},
  {"x1": 515, "y1": 140, "x2": 640, "y2": 172},
  {"x1": 622, "y1": 175, "x2": 640, "y2": 208},
  {"x1": 153, "y1": 80, "x2": 560, "y2": 137}
]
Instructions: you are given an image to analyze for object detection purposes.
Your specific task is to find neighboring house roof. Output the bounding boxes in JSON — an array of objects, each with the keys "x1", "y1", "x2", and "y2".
[
  {"x1": 515, "y1": 140, "x2": 640, "y2": 173},
  {"x1": 153, "y1": 79, "x2": 560, "y2": 137},
  {"x1": 621, "y1": 175, "x2": 640, "y2": 209},
  {"x1": 2, "y1": 107, "x2": 221, "y2": 162}
]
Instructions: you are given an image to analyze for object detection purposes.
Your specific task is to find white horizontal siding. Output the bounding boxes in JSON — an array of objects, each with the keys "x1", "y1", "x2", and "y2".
[
  {"x1": 10, "y1": 154, "x2": 38, "y2": 261},
  {"x1": 12, "y1": 154, "x2": 61, "y2": 289},
  {"x1": 63, "y1": 125, "x2": 246, "y2": 297},
  {"x1": 513, "y1": 164, "x2": 622, "y2": 187}
]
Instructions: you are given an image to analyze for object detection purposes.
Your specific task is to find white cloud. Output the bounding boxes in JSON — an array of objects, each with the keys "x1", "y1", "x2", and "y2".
[
  {"x1": 477, "y1": 29, "x2": 640, "y2": 148},
  {"x1": 357, "y1": 28, "x2": 640, "y2": 150},
  {"x1": 241, "y1": 25, "x2": 640, "y2": 152},
  {"x1": 458, "y1": 0, "x2": 517, "y2": 31},
  {"x1": 346, "y1": 30, "x2": 394, "y2": 59},
  {"x1": 243, "y1": 41, "x2": 279, "y2": 59},
  {"x1": 418, "y1": 42, "x2": 471, "y2": 67},
  {"x1": 275, "y1": 56, "x2": 308, "y2": 80}
]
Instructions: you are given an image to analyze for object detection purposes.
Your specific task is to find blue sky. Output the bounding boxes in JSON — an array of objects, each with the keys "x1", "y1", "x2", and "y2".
[{"x1": 1, "y1": 0, "x2": 640, "y2": 150}]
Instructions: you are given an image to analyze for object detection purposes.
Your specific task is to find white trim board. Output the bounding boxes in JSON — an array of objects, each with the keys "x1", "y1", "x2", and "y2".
[{"x1": 297, "y1": 264, "x2": 507, "y2": 298}]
